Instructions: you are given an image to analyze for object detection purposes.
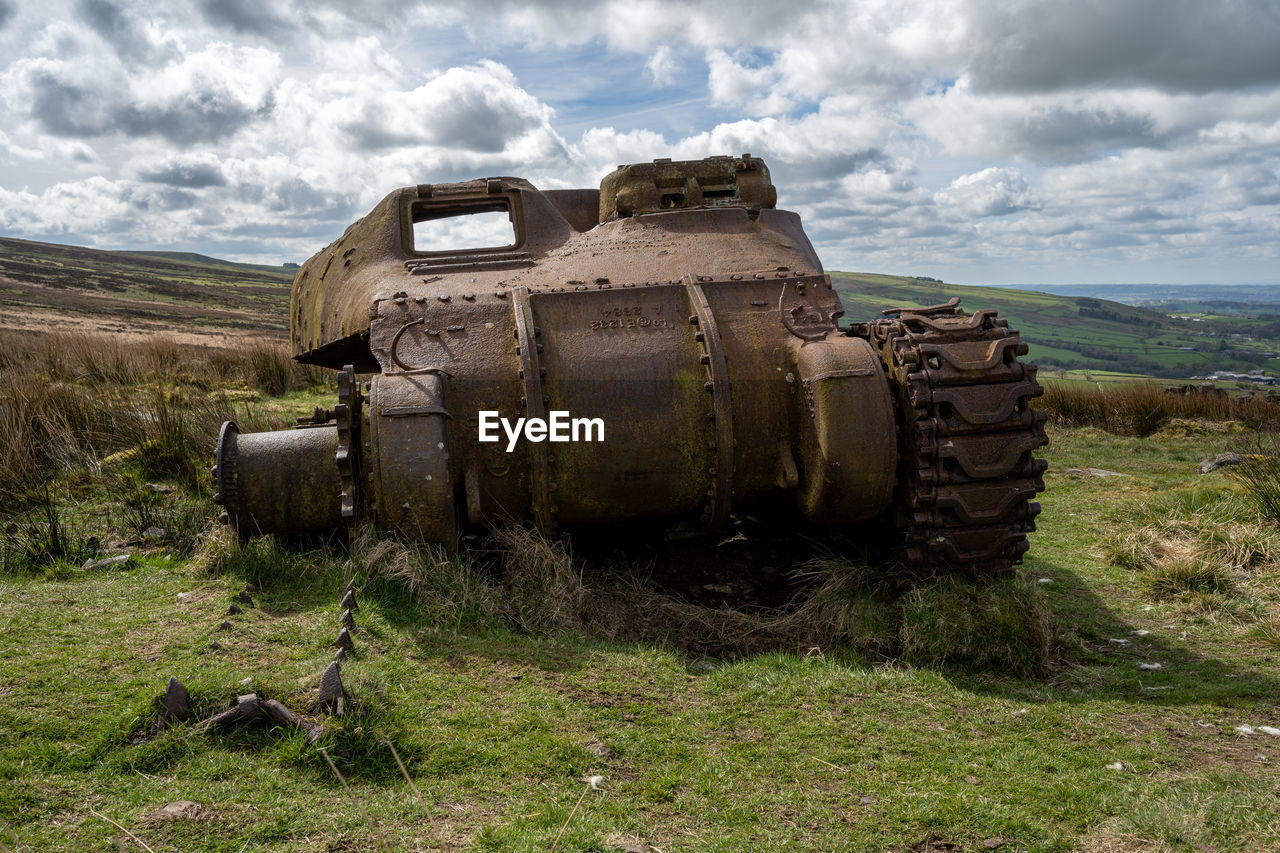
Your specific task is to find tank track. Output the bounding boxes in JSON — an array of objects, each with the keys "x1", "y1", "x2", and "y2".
[{"x1": 865, "y1": 300, "x2": 1048, "y2": 576}]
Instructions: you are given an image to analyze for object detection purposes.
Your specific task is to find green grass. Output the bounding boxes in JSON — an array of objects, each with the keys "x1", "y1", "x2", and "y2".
[{"x1": 2, "y1": 410, "x2": 1279, "y2": 851}]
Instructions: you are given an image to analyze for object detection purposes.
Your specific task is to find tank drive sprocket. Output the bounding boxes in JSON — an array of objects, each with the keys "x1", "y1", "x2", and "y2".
[{"x1": 866, "y1": 299, "x2": 1049, "y2": 576}]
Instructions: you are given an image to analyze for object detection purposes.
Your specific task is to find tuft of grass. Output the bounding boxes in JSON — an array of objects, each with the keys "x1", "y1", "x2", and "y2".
[
  {"x1": 0, "y1": 488, "x2": 99, "y2": 574},
  {"x1": 206, "y1": 534, "x2": 333, "y2": 589},
  {"x1": 487, "y1": 524, "x2": 589, "y2": 634},
  {"x1": 897, "y1": 575, "x2": 1058, "y2": 678},
  {"x1": 1251, "y1": 615, "x2": 1280, "y2": 648},
  {"x1": 1102, "y1": 485, "x2": 1279, "y2": 619},
  {"x1": 1146, "y1": 558, "x2": 1236, "y2": 599},
  {"x1": 357, "y1": 531, "x2": 497, "y2": 630},
  {"x1": 1229, "y1": 433, "x2": 1280, "y2": 524}
]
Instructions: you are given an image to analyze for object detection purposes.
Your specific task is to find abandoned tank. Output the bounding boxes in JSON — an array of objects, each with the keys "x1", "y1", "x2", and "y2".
[{"x1": 213, "y1": 155, "x2": 1048, "y2": 575}]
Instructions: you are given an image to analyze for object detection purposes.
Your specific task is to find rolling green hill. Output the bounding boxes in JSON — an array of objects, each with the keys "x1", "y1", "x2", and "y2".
[
  {"x1": 831, "y1": 271, "x2": 1280, "y2": 380},
  {"x1": 2, "y1": 235, "x2": 1278, "y2": 379}
]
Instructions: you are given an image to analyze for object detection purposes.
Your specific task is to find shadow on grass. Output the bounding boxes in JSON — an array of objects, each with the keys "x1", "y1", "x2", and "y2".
[
  {"x1": 988, "y1": 557, "x2": 1280, "y2": 709},
  {"x1": 219, "y1": 524, "x2": 1279, "y2": 713}
]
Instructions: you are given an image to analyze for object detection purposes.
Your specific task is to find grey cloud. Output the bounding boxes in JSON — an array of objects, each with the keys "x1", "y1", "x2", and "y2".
[
  {"x1": 78, "y1": 0, "x2": 126, "y2": 38},
  {"x1": 341, "y1": 106, "x2": 418, "y2": 151},
  {"x1": 903, "y1": 224, "x2": 960, "y2": 239},
  {"x1": 115, "y1": 92, "x2": 275, "y2": 145},
  {"x1": 341, "y1": 69, "x2": 549, "y2": 154},
  {"x1": 265, "y1": 178, "x2": 350, "y2": 215},
  {"x1": 198, "y1": 0, "x2": 290, "y2": 36},
  {"x1": 138, "y1": 161, "x2": 228, "y2": 187},
  {"x1": 426, "y1": 89, "x2": 541, "y2": 153},
  {"x1": 27, "y1": 73, "x2": 112, "y2": 138},
  {"x1": 1007, "y1": 106, "x2": 1163, "y2": 163},
  {"x1": 153, "y1": 188, "x2": 199, "y2": 210},
  {"x1": 26, "y1": 68, "x2": 274, "y2": 143},
  {"x1": 76, "y1": 0, "x2": 176, "y2": 63},
  {"x1": 967, "y1": 0, "x2": 1280, "y2": 94},
  {"x1": 768, "y1": 150, "x2": 891, "y2": 184},
  {"x1": 0, "y1": 0, "x2": 16, "y2": 29}
]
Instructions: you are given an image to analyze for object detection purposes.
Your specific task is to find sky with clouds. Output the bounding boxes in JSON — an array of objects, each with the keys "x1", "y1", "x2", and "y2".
[{"x1": 0, "y1": 0, "x2": 1277, "y2": 284}]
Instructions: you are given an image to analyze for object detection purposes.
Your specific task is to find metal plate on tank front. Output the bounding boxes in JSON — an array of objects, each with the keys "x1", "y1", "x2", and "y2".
[{"x1": 527, "y1": 284, "x2": 716, "y2": 524}]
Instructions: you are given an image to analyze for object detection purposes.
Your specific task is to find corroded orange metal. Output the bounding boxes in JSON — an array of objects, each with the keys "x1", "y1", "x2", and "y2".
[{"x1": 214, "y1": 155, "x2": 1046, "y2": 574}]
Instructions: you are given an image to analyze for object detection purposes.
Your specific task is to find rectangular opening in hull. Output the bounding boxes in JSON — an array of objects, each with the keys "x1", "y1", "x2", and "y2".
[{"x1": 411, "y1": 202, "x2": 516, "y2": 253}]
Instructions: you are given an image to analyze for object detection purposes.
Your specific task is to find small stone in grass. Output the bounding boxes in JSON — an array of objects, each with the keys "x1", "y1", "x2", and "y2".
[
  {"x1": 218, "y1": 620, "x2": 231, "y2": 631},
  {"x1": 859, "y1": 795, "x2": 876, "y2": 805},
  {"x1": 1199, "y1": 452, "x2": 1244, "y2": 474},
  {"x1": 142, "y1": 526, "x2": 166, "y2": 540},
  {"x1": 1108, "y1": 638, "x2": 1130, "y2": 646},
  {"x1": 227, "y1": 603, "x2": 242, "y2": 615},
  {"x1": 1236, "y1": 724, "x2": 1256, "y2": 736},
  {"x1": 84, "y1": 554, "x2": 130, "y2": 571},
  {"x1": 1259, "y1": 726, "x2": 1280, "y2": 736},
  {"x1": 1133, "y1": 629, "x2": 1151, "y2": 636},
  {"x1": 149, "y1": 800, "x2": 204, "y2": 821},
  {"x1": 1037, "y1": 578, "x2": 1053, "y2": 584},
  {"x1": 1138, "y1": 662, "x2": 1163, "y2": 670},
  {"x1": 208, "y1": 640, "x2": 220, "y2": 651},
  {"x1": 1106, "y1": 761, "x2": 1124, "y2": 771},
  {"x1": 983, "y1": 838, "x2": 1006, "y2": 850},
  {"x1": 161, "y1": 677, "x2": 189, "y2": 720},
  {"x1": 585, "y1": 740, "x2": 616, "y2": 759},
  {"x1": 964, "y1": 775, "x2": 980, "y2": 785},
  {"x1": 237, "y1": 590, "x2": 253, "y2": 605}
]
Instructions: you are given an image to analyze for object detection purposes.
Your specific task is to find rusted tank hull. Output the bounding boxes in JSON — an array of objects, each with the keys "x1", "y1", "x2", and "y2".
[{"x1": 215, "y1": 156, "x2": 1046, "y2": 574}]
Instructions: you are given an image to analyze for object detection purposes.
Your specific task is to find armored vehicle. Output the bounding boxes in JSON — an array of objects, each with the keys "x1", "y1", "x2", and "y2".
[{"x1": 214, "y1": 155, "x2": 1047, "y2": 574}]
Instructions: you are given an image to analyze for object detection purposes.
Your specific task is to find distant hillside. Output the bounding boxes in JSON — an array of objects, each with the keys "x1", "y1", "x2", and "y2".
[
  {"x1": 831, "y1": 272, "x2": 1280, "y2": 379},
  {"x1": 0, "y1": 237, "x2": 292, "y2": 340},
  {"x1": 127, "y1": 250, "x2": 299, "y2": 276},
  {"x1": 992, "y1": 283, "x2": 1280, "y2": 316}
]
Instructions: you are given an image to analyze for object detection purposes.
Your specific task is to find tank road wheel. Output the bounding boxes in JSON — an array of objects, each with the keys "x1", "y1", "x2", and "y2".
[{"x1": 867, "y1": 300, "x2": 1049, "y2": 576}]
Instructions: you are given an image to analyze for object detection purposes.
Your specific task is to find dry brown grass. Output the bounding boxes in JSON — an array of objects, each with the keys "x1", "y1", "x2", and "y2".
[
  {"x1": 0, "y1": 329, "x2": 323, "y2": 504},
  {"x1": 1103, "y1": 489, "x2": 1280, "y2": 617},
  {"x1": 373, "y1": 526, "x2": 1056, "y2": 670},
  {"x1": 1038, "y1": 381, "x2": 1280, "y2": 436},
  {"x1": 356, "y1": 531, "x2": 497, "y2": 629},
  {"x1": 485, "y1": 525, "x2": 590, "y2": 633}
]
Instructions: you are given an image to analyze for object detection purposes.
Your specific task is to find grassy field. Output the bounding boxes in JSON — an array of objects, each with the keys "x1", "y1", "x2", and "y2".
[
  {"x1": 2, "y1": 334, "x2": 1279, "y2": 852},
  {"x1": 831, "y1": 272, "x2": 1280, "y2": 380}
]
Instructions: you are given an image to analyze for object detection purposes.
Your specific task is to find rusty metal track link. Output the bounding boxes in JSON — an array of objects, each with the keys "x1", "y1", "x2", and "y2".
[{"x1": 869, "y1": 306, "x2": 1048, "y2": 576}]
